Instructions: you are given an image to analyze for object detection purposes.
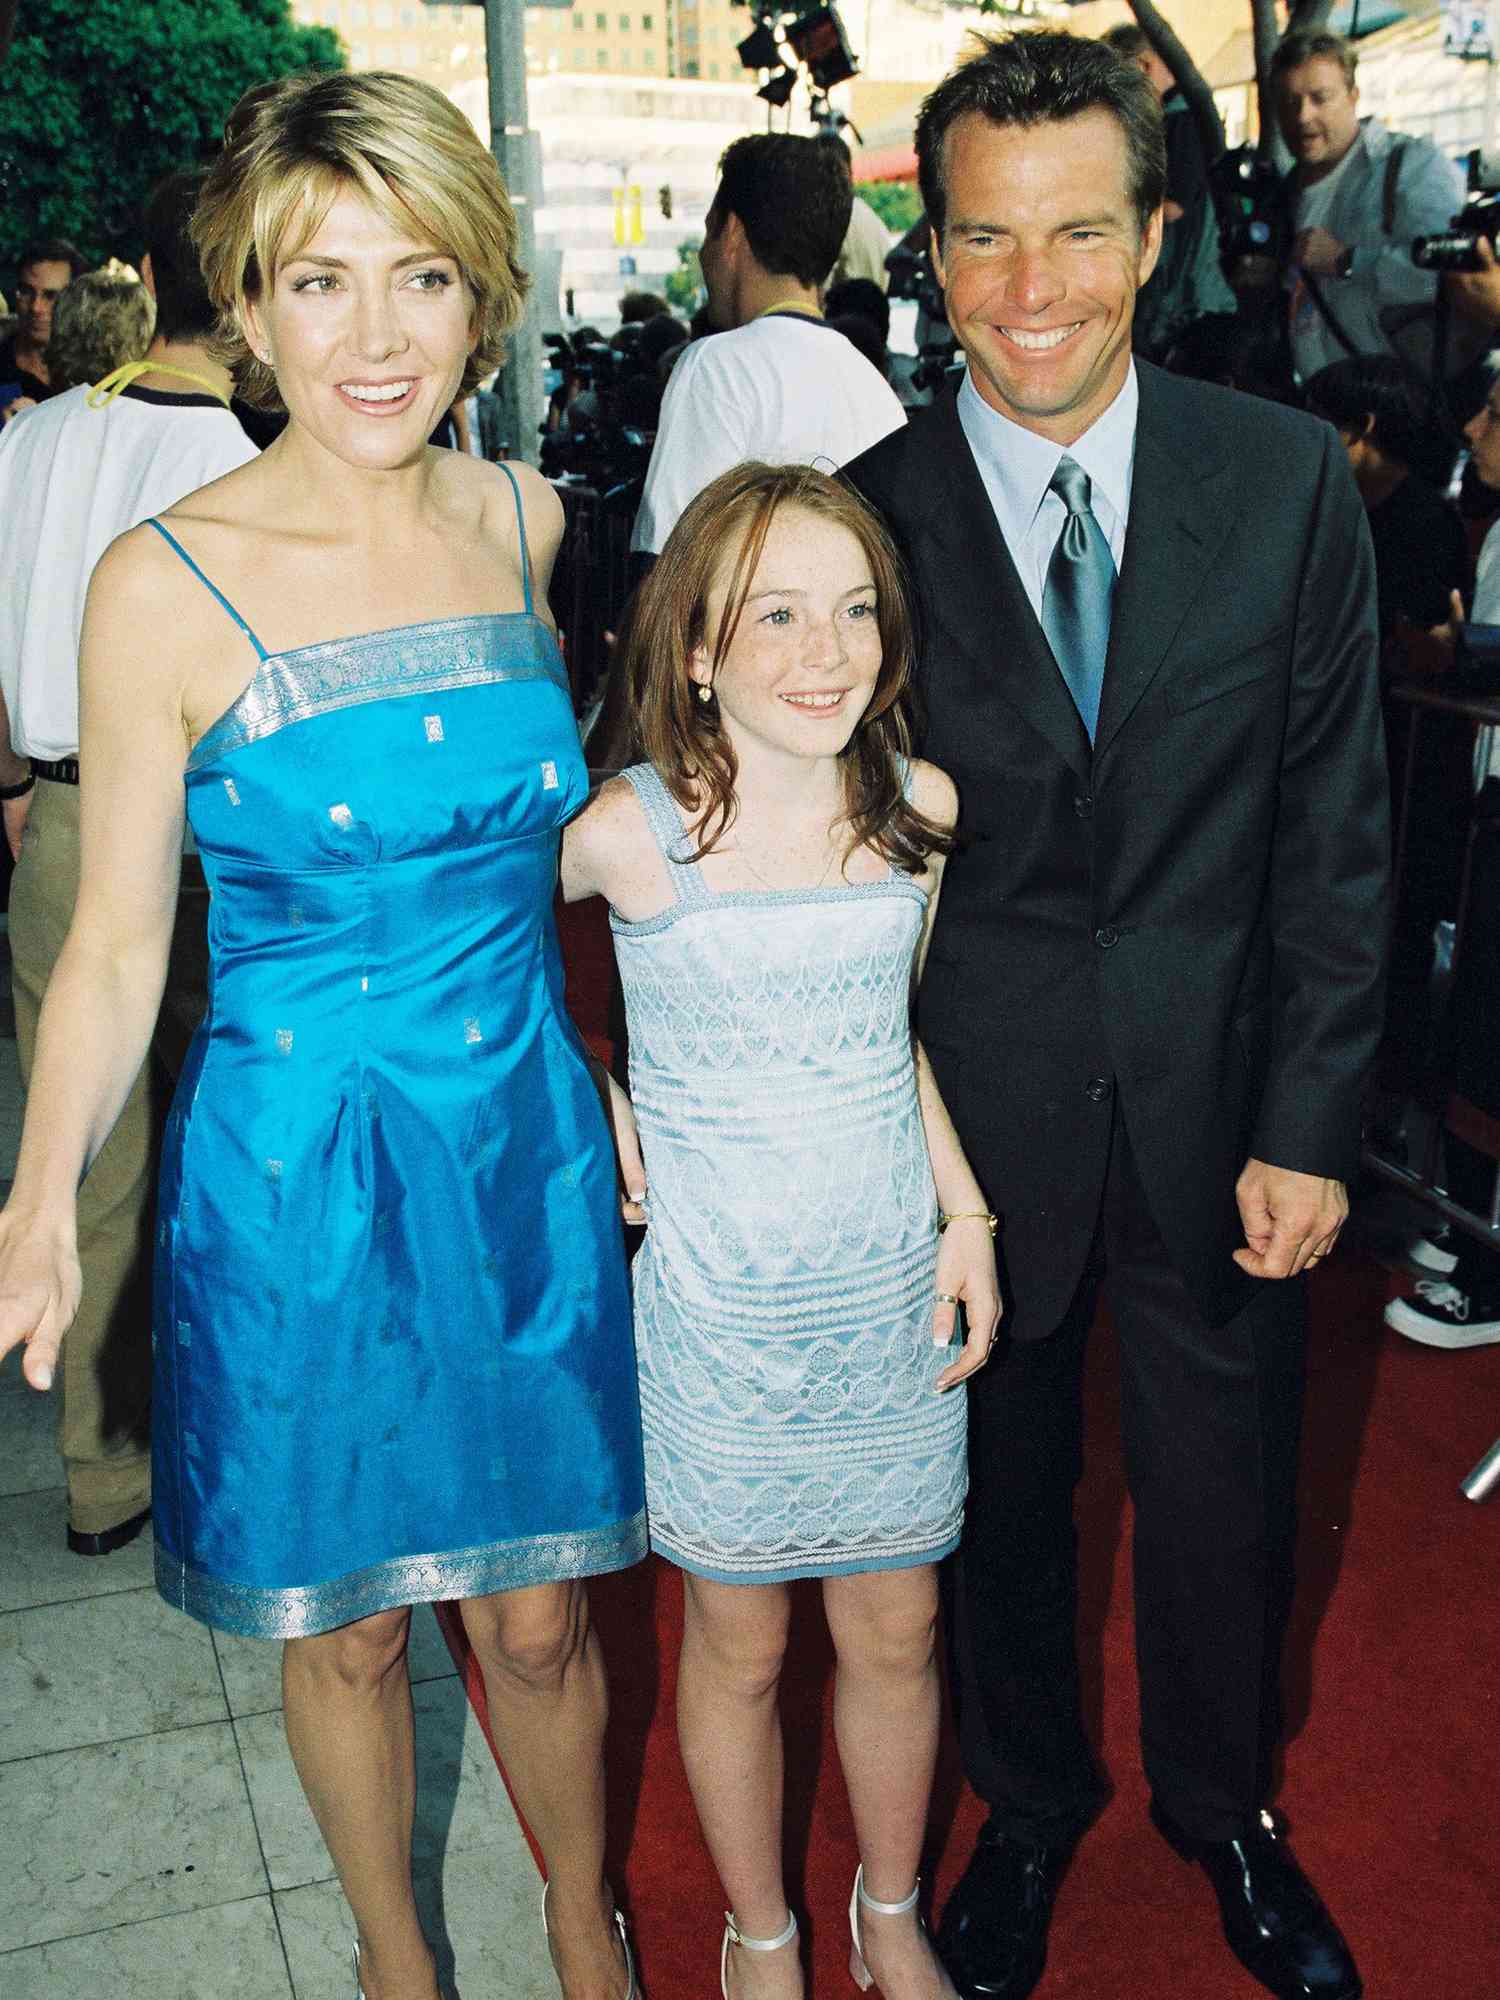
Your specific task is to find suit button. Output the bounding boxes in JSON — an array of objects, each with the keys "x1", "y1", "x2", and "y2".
[
  {"x1": 1073, "y1": 792, "x2": 1094, "y2": 819},
  {"x1": 1094, "y1": 924, "x2": 1119, "y2": 949},
  {"x1": 1084, "y1": 1076, "x2": 1112, "y2": 1103}
]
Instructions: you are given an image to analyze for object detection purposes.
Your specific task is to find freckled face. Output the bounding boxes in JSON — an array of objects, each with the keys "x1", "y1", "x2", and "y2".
[
  {"x1": 246, "y1": 187, "x2": 476, "y2": 469},
  {"x1": 691, "y1": 507, "x2": 884, "y2": 764},
  {"x1": 933, "y1": 109, "x2": 1161, "y2": 445}
]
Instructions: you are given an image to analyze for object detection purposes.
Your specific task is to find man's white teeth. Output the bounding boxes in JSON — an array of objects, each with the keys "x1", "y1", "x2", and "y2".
[
  {"x1": 1004, "y1": 325, "x2": 1079, "y2": 351},
  {"x1": 343, "y1": 381, "x2": 413, "y2": 402}
]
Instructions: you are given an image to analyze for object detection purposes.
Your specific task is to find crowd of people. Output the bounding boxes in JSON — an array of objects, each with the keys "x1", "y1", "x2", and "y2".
[{"x1": 0, "y1": 19, "x2": 1494, "y2": 2000}]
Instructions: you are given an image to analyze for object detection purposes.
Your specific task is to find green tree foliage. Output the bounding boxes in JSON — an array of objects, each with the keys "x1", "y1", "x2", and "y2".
[
  {"x1": 663, "y1": 237, "x2": 703, "y2": 316},
  {"x1": 0, "y1": 0, "x2": 343, "y2": 282},
  {"x1": 856, "y1": 180, "x2": 922, "y2": 236}
]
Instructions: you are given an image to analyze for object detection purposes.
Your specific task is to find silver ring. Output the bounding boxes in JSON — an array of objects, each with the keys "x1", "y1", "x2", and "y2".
[{"x1": 934, "y1": 1291, "x2": 959, "y2": 1305}]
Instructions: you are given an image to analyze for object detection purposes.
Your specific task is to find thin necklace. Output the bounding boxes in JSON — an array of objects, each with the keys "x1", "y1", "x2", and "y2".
[{"x1": 730, "y1": 832, "x2": 843, "y2": 894}]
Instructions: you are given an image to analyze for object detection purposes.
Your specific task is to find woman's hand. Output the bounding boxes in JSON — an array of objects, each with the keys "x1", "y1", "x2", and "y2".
[
  {"x1": 0, "y1": 1207, "x2": 82, "y2": 1391},
  {"x1": 601, "y1": 1069, "x2": 647, "y2": 1225},
  {"x1": 932, "y1": 1215, "x2": 1002, "y2": 1392}
]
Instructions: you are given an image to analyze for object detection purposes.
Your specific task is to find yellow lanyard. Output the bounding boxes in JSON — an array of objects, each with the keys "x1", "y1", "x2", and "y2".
[
  {"x1": 87, "y1": 360, "x2": 231, "y2": 409},
  {"x1": 756, "y1": 301, "x2": 824, "y2": 323}
]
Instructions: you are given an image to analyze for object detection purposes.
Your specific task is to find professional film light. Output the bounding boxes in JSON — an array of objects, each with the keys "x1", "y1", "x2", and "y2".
[
  {"x1": 782, "y1": 6, "x2": 857, "y2": 92},
  {"x1": 757, "y1": 65, "x2": 798, "y2": 106},
  {"x1": 736, "y1": 22, "x2": 781, "y2": 70}
]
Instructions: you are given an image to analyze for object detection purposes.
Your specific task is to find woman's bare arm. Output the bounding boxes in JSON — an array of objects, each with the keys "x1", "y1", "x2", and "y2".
[{"x1": 0, "y1": 530, "x2": 188, "y2": 1386}]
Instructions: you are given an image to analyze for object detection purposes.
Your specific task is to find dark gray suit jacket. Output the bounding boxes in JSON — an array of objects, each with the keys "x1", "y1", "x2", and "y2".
[{"x1": 846, "y1": 363, "x2": 1389, "y2": 1337}]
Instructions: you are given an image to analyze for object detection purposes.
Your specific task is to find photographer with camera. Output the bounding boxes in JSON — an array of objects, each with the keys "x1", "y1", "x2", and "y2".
[
  {"x1": 629, "y1": 133, "x2": 904, "y2": 560},
  {"x1": 1276, "y1": 29, "x2": 1463, "y2": 386}
]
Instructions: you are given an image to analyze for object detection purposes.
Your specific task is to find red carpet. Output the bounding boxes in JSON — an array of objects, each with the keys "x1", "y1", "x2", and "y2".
[{"x1": 441, "y1": 900, "x2": 1500, "y2": 1998}]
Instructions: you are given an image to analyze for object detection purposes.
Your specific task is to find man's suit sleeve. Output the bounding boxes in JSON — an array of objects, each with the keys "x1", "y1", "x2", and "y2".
[{"x1": 1252, "y1": 423, "x2": 1389, "y2": 1182}]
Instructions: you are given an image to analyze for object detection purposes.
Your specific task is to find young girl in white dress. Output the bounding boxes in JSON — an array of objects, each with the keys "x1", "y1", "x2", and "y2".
[{"x1": 564, "y1": 463, "x2": 1001, "y2": 2000}]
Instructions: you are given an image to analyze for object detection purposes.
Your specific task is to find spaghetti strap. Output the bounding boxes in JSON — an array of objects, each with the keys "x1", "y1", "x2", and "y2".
[
  {"x1": 495, "y1": 461, "x2": 533, "y2": 615},
  {"x1": 621, "y1": 764, "x2": 712, "y2": 909},
  {"x1": 145, "y1": 518, "x2": 269, "y2": 661}
]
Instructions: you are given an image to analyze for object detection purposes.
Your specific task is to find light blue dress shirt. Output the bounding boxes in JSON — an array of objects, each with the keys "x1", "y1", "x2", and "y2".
[{"x1": 957, "y1": 363, "x2": 1139, "y2": 623}]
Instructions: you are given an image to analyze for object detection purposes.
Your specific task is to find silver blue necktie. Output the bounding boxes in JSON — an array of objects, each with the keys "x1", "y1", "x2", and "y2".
[{"x1": 1041, "y1": 455, "x2": 1115, "y2": 744}]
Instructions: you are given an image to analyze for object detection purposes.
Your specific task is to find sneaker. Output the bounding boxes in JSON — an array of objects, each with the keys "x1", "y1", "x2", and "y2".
[
  {"x1": 1407, "y1": 1232, "x2": 1459, "y2": 1276},
  {"x1": 1384, "y1": 1279, "x2": 1500, "y2": 1349}
]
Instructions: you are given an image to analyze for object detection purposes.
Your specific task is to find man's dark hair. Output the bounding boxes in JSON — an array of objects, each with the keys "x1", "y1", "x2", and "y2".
[
  {"x1": 620, "y1": 289, "x2": 671, "y2": 323},
  {"x1": 816, "y1": 132, "x2": 853, "y2": 169},
  {"x1": 142, "y1": 170, "x2": 217, "y2": 342},
  {"x1": 1303, "y1": 354, "x2": 1455, "y2": 486},
  {"x1": 829, "y1": 313, "x2": 888, "y2": 376},
  {"x1": 916, "y1": 31, "x2": 1166, "y2": 241},
  {"x1": 1270, "y1": 30, "x2": 1356, "y2": 87},
  {"x1": 18, "y1": 238, "x2": 87, "y2": 282},
  {"x1": 1101, "y1": 24, "x2": 1150, "y2": 60},
  {"x1": 825, "y1": 275, "x2": 890, "y2": 346},
  {"x1": 710, "y1": 133, "x2": 853, "y2": 288}
]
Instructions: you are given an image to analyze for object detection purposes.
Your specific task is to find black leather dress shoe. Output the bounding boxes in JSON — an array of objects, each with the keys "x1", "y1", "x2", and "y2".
[
  {"x1": 67, "y1": 1505, "x2": 150, "y2": 1557},
  {"x1": 1151, "y1": 1801, "x2": 1362, "y2": 2000},
  {"x1": 935, "y1": 1820, "x2": 1077, "y2": 2000}
]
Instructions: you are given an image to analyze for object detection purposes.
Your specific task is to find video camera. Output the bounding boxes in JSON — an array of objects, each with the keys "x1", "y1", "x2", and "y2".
[
  {"x1": 884, "y1": 217, "x2": 960, "y2": 394},
  {"x1": 1208, "y1": 146, "x2": 1292, "y2": 270},
  {"x1": 1413, "y1": 149, "x2": 1500, "y2": 273},
  {"x1": 539, "y1": 329, "x2": 657, "y2": 491}
]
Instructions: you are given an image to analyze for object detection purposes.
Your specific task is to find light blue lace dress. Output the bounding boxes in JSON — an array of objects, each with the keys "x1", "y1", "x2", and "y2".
[{"x1": 611, "y1": 763, "x2": 967, "y2": 1584}]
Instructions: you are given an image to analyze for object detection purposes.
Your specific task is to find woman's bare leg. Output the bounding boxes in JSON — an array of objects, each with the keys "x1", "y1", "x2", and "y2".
[
  {"x1": 282, "y1": 1606, "x2": 439, "y2": 2000},
  {"x1": 824, "y1": 1566, "x2": 953, "y2": 2000},
  {"x1": 677, "y1": 1573, "x2": 802, "y2": 1999},
  {"x1": 459, "y1": 1581, "x2": 629, "y2": 2000}
]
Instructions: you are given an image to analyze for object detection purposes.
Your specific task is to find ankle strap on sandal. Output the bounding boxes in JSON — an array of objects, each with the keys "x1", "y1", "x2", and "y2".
[
  {"x1": 854, "y1": 1867, "x2": 921, "y2": 1917},
  {"x1": 724, "y1": 1909, "x2": 799, "y2": 1952}
]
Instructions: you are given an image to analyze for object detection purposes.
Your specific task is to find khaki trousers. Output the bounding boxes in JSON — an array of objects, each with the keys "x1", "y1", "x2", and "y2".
[{"x1": 10, "y1": 776, "x2": 162, "y2": 1533}]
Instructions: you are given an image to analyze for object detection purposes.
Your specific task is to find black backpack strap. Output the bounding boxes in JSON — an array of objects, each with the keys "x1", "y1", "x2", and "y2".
[{"x1": 1383, "y1": 141, "x2": 1405, "y2": 238}]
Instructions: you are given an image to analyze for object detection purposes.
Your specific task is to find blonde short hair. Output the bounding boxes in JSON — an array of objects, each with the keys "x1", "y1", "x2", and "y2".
[
  {"x1": 45, "y1": 262, "x2": 155, "y2": 391},
  {"x1": 193, "y1": 69, "x2": 530, "y2": 411}
]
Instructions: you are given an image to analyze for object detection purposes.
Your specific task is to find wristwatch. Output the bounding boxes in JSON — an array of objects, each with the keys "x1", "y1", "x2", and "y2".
[{"x1": 1334, "y1": 245, "x2": 1356, "y2": 280}]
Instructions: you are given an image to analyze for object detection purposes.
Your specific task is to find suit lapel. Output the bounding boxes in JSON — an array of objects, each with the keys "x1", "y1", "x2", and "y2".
[
  {"x1": 1094, "y1": 367, "x2": 1238, "y2": 760},
  {"x1": 916, "y1": 393, "x2": 1092, "y2": 781}
]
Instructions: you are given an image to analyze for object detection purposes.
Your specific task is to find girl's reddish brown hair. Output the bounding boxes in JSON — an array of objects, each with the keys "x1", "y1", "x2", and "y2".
[{"x1": 627, "y1": 461, "x2": 955, "y2": 872}]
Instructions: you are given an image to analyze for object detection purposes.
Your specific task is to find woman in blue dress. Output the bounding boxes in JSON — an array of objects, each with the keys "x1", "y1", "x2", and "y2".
[
  {"x1": 563, "y1": 464, "x2": 1002, "y2": 2000},
  {"x1": 0, "y1": 71, "x2": 644, "y2": 2000}
]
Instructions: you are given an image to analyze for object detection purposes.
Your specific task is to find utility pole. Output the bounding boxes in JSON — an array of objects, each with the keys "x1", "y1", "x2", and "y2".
[{"x1": 484, "y1": 0, "x2": 544, "y2": 465}]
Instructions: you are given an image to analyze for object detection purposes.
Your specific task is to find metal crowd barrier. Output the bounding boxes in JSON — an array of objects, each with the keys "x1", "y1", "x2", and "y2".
[{"x1": 1362, "y1": 680, "x2": 1500, "y2": 1501}]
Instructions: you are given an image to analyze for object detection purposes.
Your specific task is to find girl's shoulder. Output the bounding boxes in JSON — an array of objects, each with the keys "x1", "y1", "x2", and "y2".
[{"x1": 903, "y1": 756, "x2": 958, "y2": 832}]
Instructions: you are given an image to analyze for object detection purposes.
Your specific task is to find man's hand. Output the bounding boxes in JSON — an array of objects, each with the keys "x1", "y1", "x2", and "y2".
[
  {"x1": 1446, "y1": 232, "x2": 1500, "y2": 330},
  {"x1": 1294, "y1": 226, "x2": 1348, "y2": 277},
  {"x1": 1233, "y1": 1159, "x2": 1347, "y2": 1279}
]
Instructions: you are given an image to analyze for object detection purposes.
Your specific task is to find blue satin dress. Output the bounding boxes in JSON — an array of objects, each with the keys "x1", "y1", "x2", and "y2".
[{"x1": 145, "y1": 470, "x2": 645, "y2": 1638}]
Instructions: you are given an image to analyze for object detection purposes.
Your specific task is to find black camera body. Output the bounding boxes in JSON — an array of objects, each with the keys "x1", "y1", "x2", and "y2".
[
  {"x1": 1413, "y1": 149, "x2": 1500, "y2": 272},
  {"x1": 1209, "y1": 145, "x2": 1292, "y2": 269}
]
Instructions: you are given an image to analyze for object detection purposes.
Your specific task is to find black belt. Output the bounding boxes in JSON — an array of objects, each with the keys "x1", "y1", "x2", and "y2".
[{"x1": 31, "y1": 757, "x2": 80, "y2": 785}]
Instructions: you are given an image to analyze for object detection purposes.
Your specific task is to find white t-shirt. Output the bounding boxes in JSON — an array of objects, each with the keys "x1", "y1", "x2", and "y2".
[
  {"x1": 630, "y1": 313, "x2": 906, "y2": 555},
  {"x1": 0, "y1": 383, "x2": 258, "y2": 759}
]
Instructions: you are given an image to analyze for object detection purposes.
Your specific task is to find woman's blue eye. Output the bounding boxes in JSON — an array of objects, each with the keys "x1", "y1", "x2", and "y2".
[
  {"x1": 410, "y1": 268, "x2": 453, "y2": 290},
  {"x1": 291, "y1": 273, "x2": 337, "y2": 293},
  {"x1": 764, "y1": 607, "x2": 793, "y2": 626}
]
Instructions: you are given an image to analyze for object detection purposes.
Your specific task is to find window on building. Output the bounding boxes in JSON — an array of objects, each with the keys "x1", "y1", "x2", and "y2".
[
  {"x1": 595, "y1": 11, "x2": 606, "y2": 27},
  {"x1": 400, "y1": 4, "x2": 417, "y2": 25},
  {"x1": 642, "y1": 12, "x2": 653, "y2": 26},
  {"x1": 573, "y1": 10, "x2": 583, "y2": 26},
  {"x1": 683, "y1": 58, "x2": 699, "y2": 75},
  {"x1": 709, "y1": 62, "x2": 719, "y2": 76},
  {"x1": 619, "y1": 12, "x2": 630, "y2": 28},
  {"x1": 374, "y1": 2, "x2": 393, "y2": 28},
  {"x1": 597, "y1": 47, "x2": 608, "y2": 65},
  {"x1": 401, "y1": 40, "x2": 418, "y2": 64},
  {"x1": 644, "y1": 46, "x2": 656, "y2": 65},
  {"x1": 350, "y1": 41, "x2": 368, "y2": 62},
  {"x1": 350, "y1": 2, "x2": 368, "y2": 26}
]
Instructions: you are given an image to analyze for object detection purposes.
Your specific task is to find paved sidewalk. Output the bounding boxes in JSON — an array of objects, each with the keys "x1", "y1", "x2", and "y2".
[{"x1": 0, "y1": 926, "x2": 555, "y2": 1999}]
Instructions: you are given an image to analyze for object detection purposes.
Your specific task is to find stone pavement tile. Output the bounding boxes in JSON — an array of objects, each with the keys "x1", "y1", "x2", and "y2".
[
  {"x1": 214, "y1": 1601, "x2": 457, "y2": 1720},
  {"x1": 0, "y1": 1486, "x2": 155, "y2": 1615},
  {"x1": 236, "y1": 1675, "x2": 521, "y2": 1894},
  {"x1": 0, "y1": 1720, "x2": 268, "y2": 1953},
  {"x1": 277, "y1": 1842, "x2": 557, "y2": 2000},
  {"x1": 0, "y1": 1894, "x2": 293, "y2": 2000},
  {"x1": 0, "y1": 1357, "x2": 62, "y2": 1498},
  {"x1": 0, "y1": 1585, "x2": 226, "y2": 1761}
]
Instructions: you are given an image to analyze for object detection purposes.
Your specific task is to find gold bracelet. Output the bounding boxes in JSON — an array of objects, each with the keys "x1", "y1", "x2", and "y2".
[{"x1": 938, "y1": 1210, "x2": 997, "y2": 1235}]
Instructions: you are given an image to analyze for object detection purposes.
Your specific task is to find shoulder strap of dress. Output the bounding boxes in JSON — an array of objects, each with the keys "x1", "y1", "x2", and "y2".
[
  {"x1": 619, "y1": 763, "x2": 712, "y2": 908},
  {"x1": 495, "y1": 460, "x2": 534, "y2": 615},
  {"x1": 144, "y1": 518, "x2": 269, "y2": 661}
]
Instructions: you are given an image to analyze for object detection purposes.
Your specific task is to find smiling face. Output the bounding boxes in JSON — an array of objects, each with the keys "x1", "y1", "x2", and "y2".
[
  {"x1": 690, "y1": 505, "x2": 884, "y2": 765},
  {"x1": 1276, "y1": 57, "x2": 1361, "y2": 178},
  {"x1": 245, "y1": 186, "x2": 476, "y2": 468},
  {"x1": 932, "y1": 108, "x2": 1161, "y2": 446}
]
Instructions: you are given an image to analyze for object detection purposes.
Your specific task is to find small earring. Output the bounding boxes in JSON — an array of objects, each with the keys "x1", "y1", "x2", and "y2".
[{"x1": 696, "y1": 682, "x2": 714, "y2": 706}]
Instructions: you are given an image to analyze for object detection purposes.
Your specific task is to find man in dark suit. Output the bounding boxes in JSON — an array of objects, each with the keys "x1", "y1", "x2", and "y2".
[{"x1": 846, "y1": 33, "x2": 1384, "y2": 2000}]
